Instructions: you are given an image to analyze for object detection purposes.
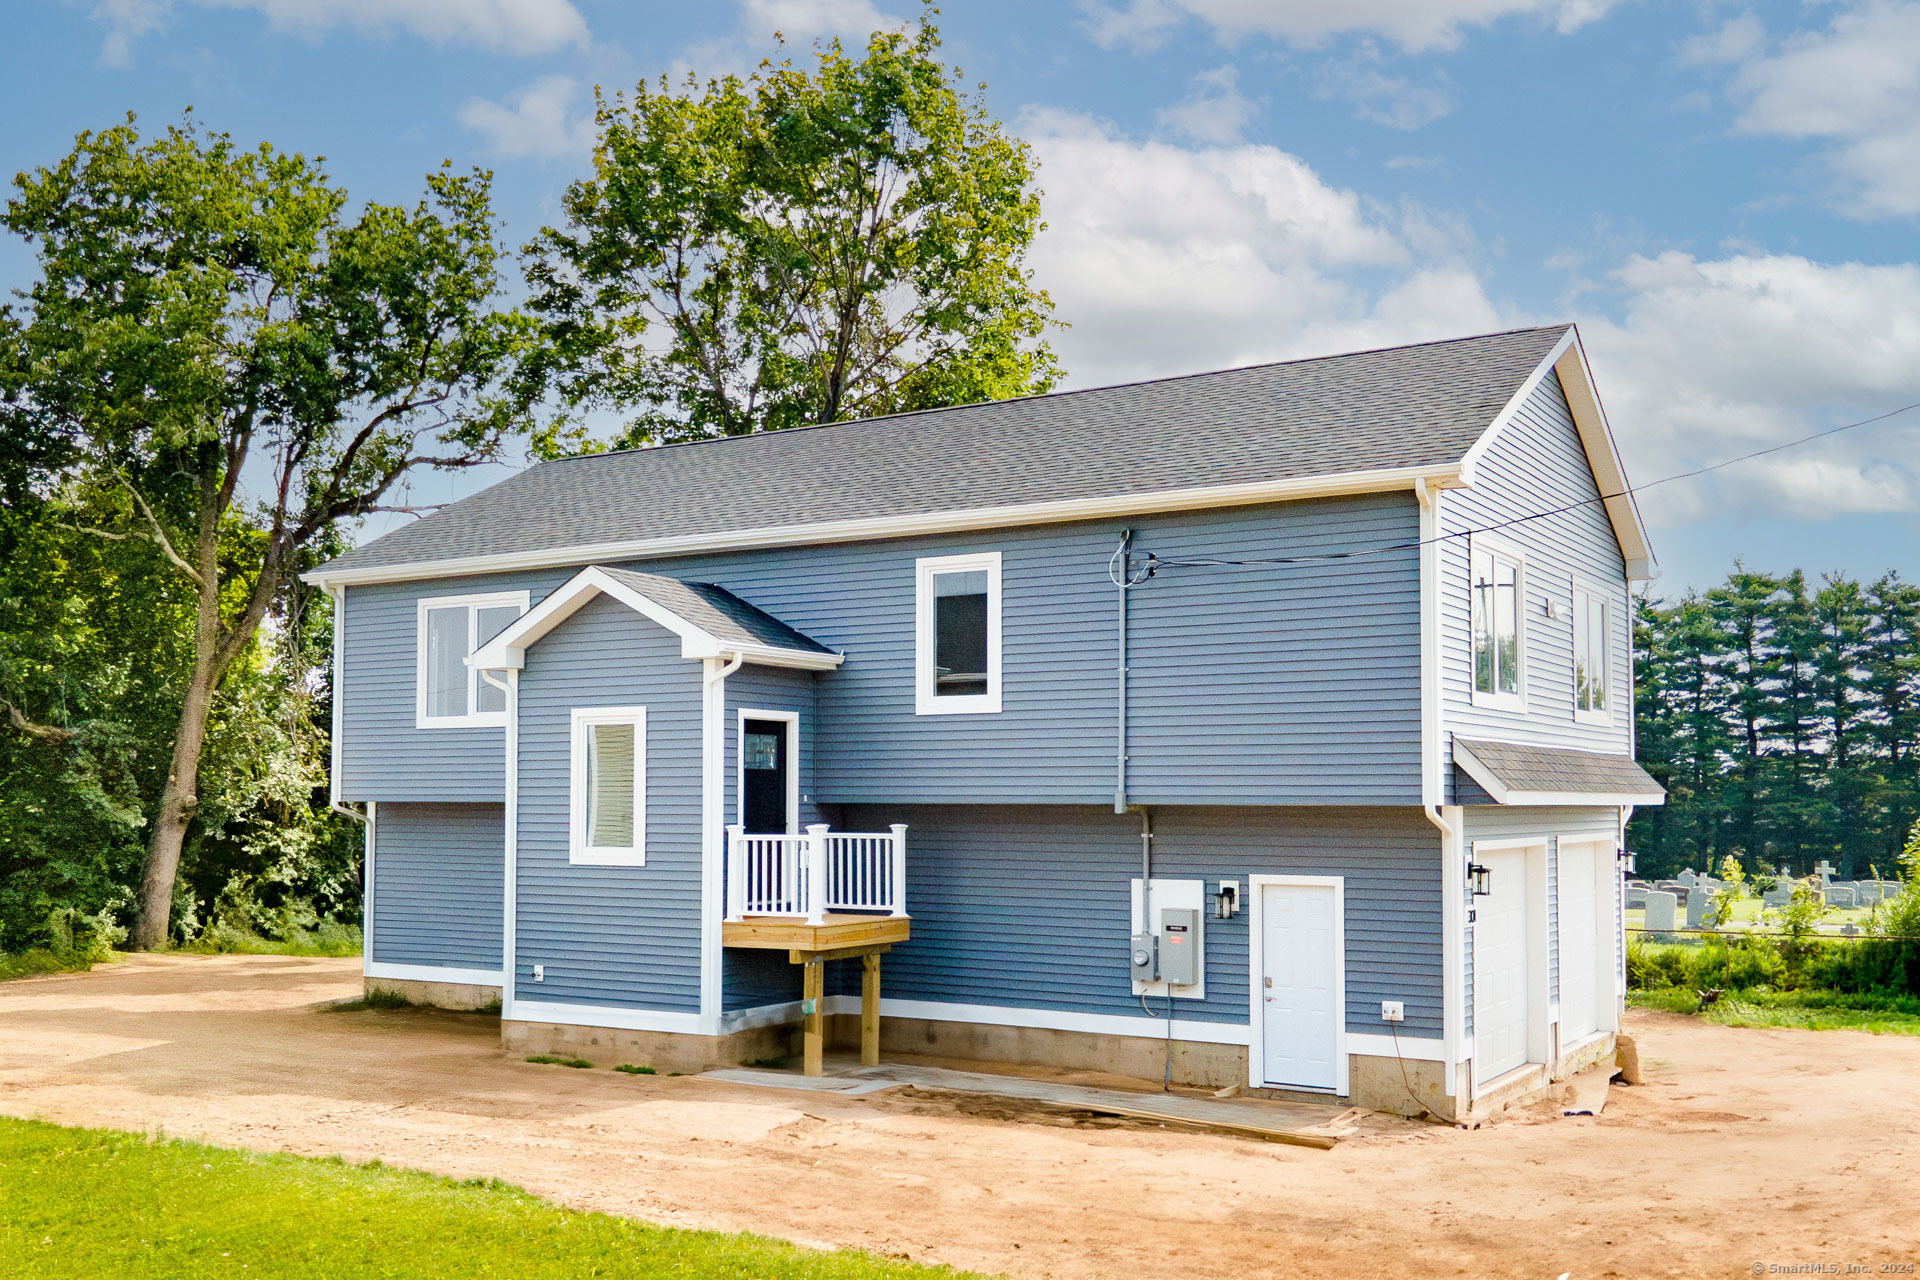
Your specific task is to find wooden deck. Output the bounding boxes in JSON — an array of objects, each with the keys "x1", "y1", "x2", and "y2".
[
  {"x1": 721, "y1": 914, "x2": 910, "y2": 952},
  {"x1": 721, "y1": 914, "x2": 912, "y2": 1076}
]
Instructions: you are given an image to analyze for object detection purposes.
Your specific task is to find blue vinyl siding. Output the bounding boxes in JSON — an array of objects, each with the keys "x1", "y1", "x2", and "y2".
[
  {"x1": 840, "y1": 804, "x2": 1444, "y2": 1039},
  {"x1": 1440, "y1": 372, "x2": 1634, "y2": 799},
  {"x1": 512, "y1": 595, "x2": 705, "y2": 1012},
  {"x1": 339, "y1": 493, "x2": 1421, "y2": 807},
  {"x1": 368, "y1": 802, "x2": 504, "y2": 971},
  {"x1": 339, "y1": 569, "x2": 569, "y2": 802}
]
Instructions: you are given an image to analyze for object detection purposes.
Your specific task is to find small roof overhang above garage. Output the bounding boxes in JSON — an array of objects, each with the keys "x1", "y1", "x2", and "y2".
[
  {"x1": 1453, "y1": 736, "x2": 1666, "y2": 807},
  {"x1": 468, "y1": 565, "x2": 844, "y2": 673}
]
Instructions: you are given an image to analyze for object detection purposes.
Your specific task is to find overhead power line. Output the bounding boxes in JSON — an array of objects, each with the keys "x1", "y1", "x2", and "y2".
[{"x1": 1120, "y1": 399, "x2": 1920, "y2": 580}]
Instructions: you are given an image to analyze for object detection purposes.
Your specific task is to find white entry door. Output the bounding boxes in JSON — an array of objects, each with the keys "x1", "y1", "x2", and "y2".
[
  {"x1": 1257, "y1": 881, "x2": 1341, "y2": 1091},
  {"x1": 1557, "y1": 840, "x2": 1608, "y2": 1044},
  {"x1": 1473, "y1": 847, "x2": 1531, "y2": 1081}
]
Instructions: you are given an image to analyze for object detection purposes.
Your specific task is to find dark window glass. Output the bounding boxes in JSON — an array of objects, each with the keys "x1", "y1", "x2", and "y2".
[{"x1": 933, "y1": 569, "x2": 988, "y2": 697}]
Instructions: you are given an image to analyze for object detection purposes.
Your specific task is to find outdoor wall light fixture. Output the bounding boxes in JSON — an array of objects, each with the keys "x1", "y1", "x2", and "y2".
[
  {"x1": 1467, "y1": 863, "x2": 1493, "y2": 897},
  {"x1": 1617, "y1": 848, "x2": 1637, "y2": 874}
]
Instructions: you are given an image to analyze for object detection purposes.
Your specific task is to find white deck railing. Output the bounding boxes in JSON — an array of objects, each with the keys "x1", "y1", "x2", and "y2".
[{"x1": 725, "y1": 823, "x2": 907, "y2": 924}]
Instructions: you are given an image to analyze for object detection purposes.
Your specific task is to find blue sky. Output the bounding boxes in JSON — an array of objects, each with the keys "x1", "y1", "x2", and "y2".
[{"x1": 6, "y1": 0, "x2": 1919, "y2": 596}]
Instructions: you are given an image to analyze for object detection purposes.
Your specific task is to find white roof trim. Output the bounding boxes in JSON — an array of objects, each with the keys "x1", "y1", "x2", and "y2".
[
  {"x1": 1457, "y1": 326, "x2": 1657, "y2": 583},
  {"x1": 1453, "y1": 738, "x2": 1665, "y2": 808},
  {"x1": 303, "y1": 463, "x2": 1462, "y2": 588},
  {"x1": 466, "y1": 566, "x2": 843, "y2": 673}
]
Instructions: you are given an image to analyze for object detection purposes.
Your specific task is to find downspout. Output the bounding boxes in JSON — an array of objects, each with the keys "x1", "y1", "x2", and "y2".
[
  {"x1": 1416, "y1": 478, "x2": 1465, "y2": 1119},
  {"x1": 1114, "y1": 529, "x2": 1133, "y2": 815},
  {"x1": 701, "y1": 652, "x2": 744, "y2": 1033},
  {"x1": 327, "y1": 585, "x2": 366, "y2": 825}
]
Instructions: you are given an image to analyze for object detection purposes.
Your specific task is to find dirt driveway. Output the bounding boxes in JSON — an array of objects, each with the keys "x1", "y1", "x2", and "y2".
[{"x1": 3, "y1": 955, "x2": 1918, "y2": 1278}]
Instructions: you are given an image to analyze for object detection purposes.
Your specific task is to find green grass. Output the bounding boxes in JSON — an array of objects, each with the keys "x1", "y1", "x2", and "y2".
[
  {"x1": 0, "y1": 949, "x2": 95, "y2": 983},
  {"x1": 1626, "y1": 898, "x2": 1877, "y2": 931},
  {"x1": 0, "y1": 1117, "x2": 981, "y2": 1279},
  {"x1": 181, "y1": 924, "x2": 363, "y2": 959},
  {"x1": 321, "y1": 988, "x2": 415, "y2": 1013},
  {"x1": 613, "y1": 1063, "x2": 656, "y2": 1075},
  {"x1": 1629, "y1": 988, "x2": 1920, "y2": 1035},
  {"x1": 524, "y1": 1054, "x2": 593, "y2": 1069}
]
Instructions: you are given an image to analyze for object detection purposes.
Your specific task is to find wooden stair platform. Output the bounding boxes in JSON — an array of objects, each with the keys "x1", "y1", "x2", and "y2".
[{"x1": 721, "y1": 914, "x2": 910, "y2": 952}]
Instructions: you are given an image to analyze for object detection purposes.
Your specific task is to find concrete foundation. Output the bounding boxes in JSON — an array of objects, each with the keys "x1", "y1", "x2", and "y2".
[
  {"x1": 499, "y1": 1007, "x2": 1536, "y2": 1122},
  {"x1": 1347, "y1": 1054, "x2": 1453, "y2": 1120},
  {"x1": 502, "y1": 1018, "x2": 797, "y2": 1073},
  {"x1": 365, "y1": 976, "x2": 500, "y2": 1012}
]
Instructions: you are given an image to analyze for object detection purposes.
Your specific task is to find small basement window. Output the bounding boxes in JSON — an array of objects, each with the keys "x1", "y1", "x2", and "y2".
[
  {"x1": 416, "y1": 591, "x2": 529, "y2": 728},
  {"x1": 1470, "y1": 543, "x2": 1524, "y2": 709},
  {"x1": 571, "y1": 707, "x2": 646, "y2": 866},
  {"x1": 1573, "y1": 583, "x2": 1611, "y2": 723},
  {"x1": 915, "y1": 551, "x2": 1001, "y2": 715}
]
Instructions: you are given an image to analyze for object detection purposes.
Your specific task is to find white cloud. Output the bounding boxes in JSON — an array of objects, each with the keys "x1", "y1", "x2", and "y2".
[
  {"x1": 1678, "y1": 10, "x2": 1764, "y2": 66},
  {"x1": 1316, "y1": 45, "x2": 1455, "y2": 128},
  {"x1": 741, "y1": 0, "x2": 902, "y2": 43},
  {"x1": 1578, "y1": 251, "x2": 1920, "y2": 522},
  {"x1": 1023, "y1": 109, "x2": 1503, "y2": 388},
  {"x1": 1155, "y1": 65, "x2": 1259, "y2": 144},
  {"x1": 676, "y1": 0, "x2": 909, "y2": 80},
  {"x1": 459, "y1": 75, "x2": 594, "y2": 160},
  {"x1": 1707, "y1": 2, "x2": 1920, "y2": 216},
  {"x1": 90, "y1": 0, "x2": 586, "y2": 63},
  {"x1": 1080, "y1": 0, "x2": 1621, "y2": 53}
]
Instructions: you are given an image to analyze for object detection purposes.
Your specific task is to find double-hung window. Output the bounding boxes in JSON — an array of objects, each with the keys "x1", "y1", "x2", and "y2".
[
  {"x1": 1470, "y1": 543, "x2": 1525, "y2": 708},
  {"x1": 915, "y1": 552, "x2": 1002, "y2": 715},
  {"x1": 570, "y1": 707, "x2": 646, "y2": 866},
  {"x1": 1572, "y1": 582, "x2": 1611, "y2": 722},
  {"x1": 416, "y1": 591, "x2": 529, "y2": 728}
]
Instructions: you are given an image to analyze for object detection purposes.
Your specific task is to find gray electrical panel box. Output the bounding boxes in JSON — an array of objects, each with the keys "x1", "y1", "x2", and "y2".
[
  {"x1": 1157, "y1": 908, "x2": 1201, "y2": 987},
  {"x1": 1129, "y1": 932, "x2": 1158, "y2": 982}
]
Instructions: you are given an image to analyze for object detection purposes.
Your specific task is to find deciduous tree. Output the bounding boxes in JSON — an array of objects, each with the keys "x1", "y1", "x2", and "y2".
[
  {"x1": 2, "y1": 116, "x2": 541, "y2": 948},
  {"x1": 527, "y1": 7, "x2": 1059, "y2": 448}
]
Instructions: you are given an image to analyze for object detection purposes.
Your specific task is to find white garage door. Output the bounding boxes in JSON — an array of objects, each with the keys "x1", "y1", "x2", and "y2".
[
  {"x1": 1558, "y1": 841, "x2": 1604, "y2": 1044},
  {"x1": 1473, "y1": 847, "x2": 1530, "y2": 1081},
  {"x1": 1259, "y1": 881, "x2": 1341, "y2": 1091}
]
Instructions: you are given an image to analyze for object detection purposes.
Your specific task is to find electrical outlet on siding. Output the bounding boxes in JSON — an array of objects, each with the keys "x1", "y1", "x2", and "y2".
[
  {"x1": 1380, "y1": 1000, "x2": 1404, "y2": 1022},
  {"x1": 532, "y1": 964, "x2": 544, "y2": 983}
]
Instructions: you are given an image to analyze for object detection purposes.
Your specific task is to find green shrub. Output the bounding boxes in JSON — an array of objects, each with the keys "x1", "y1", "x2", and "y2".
[
  {"x1": 1627, "y1": 936, "x2": 1783, "y2": 992},
  {"x1": 525, "y1": 1055, "x2": 592, "y2": 1069},
  {"x1": 613, "y1": 1063, "x2": 656, "y2": 1075}
]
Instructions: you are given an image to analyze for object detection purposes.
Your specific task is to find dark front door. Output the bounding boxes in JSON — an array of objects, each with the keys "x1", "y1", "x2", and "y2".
[{"x1": 741, "y1": 719, "x2": 791, "y2": 834}]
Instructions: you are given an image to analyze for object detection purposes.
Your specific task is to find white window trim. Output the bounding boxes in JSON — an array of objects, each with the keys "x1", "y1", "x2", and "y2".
[
  {"x1": 1570, "y1": 576, "x2": 1614, "y2": 727},
  {"x1": 1468, "y1": 536, "x2": 1528, "y2": 713},
  {"x1": 734, "y1": 708, "x2": 800, "y2": 834},
  {"x1": 569, "y1": 706, "x2": 647, "y2": 867},
  {"x1": 914, "y1": 551, "x2": 1002, "y2": 716},
  {"x1": 415, "y1": 590, "x2": 530, "y2": 729}
]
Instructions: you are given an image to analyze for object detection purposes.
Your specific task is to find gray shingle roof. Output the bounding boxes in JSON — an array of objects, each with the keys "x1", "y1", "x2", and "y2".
[
  {"x1": 594, "y1": 567, "x2": 832, "y2": 655},
  {"x1": 1454, "y1": 737, "x2": 1665, "y2": 800},
  {"x1": 325, "y1": 326, "x2": 1570, "y2": 576}
]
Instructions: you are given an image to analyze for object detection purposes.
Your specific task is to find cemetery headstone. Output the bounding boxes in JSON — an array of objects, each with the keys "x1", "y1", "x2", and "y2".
[
  {"x1": 1643, "y1": 890, "x2": 1678, "y2": 932},
  {"x1": 1762, "y1": 882, "x2": 1795, "y2": 908},
  {"x1": 1814, "y1": 859, "x2": 1836, "y2": 886},
  {"x1": 1825, "y1": 885, "x2": 1857, "y2": 908},
  {"x1": 1686, "y1": 888, "x2": 1714, "y2": 929}
]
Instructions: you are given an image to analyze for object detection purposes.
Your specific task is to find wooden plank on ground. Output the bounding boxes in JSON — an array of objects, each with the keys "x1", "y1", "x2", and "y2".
[{"x1": 847, "y1": 1064, "x2": 1357, "y2": 1148}]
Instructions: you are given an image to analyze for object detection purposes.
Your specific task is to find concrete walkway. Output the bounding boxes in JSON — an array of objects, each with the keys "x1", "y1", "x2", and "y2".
[{"x1": 701, "y1": 1062, "x2": 1361, "y2": 1146}]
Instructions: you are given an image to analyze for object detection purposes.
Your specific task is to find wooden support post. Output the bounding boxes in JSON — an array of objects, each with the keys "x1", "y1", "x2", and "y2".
[
  {"x1": 803, "y1": 957, "x2": 825, "y2": 1077},
  {"x1": 861, "y1": 952, "x2": 882, "y2": 1067}
]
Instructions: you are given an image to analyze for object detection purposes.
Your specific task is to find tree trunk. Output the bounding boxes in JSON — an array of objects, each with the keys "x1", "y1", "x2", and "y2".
[
  {"x1": 129, "y1": 493, "x2": 226, "y2": 951},
  {"x1": 129, "y1": 657, "x2": 219, "y2": 949}
]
